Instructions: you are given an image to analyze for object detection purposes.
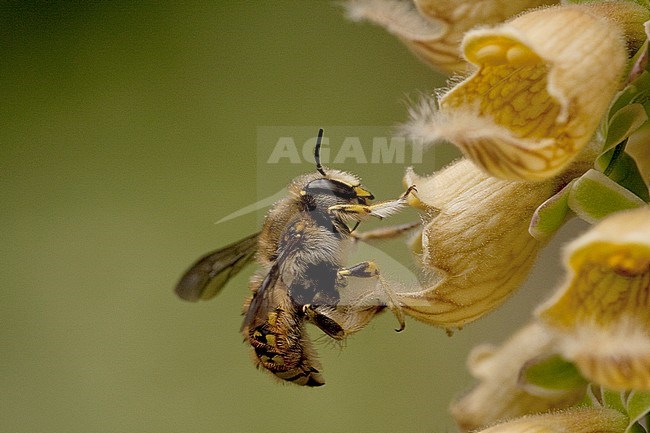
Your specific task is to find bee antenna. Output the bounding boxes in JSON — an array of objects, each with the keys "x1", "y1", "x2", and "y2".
[{"x1": 314, "y1": 128, "x2": 326, "y2": 176}]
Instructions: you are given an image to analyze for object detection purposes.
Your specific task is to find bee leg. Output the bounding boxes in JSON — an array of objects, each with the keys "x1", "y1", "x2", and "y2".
[
  {"x1": 302, "y1": 304, "x2": 346, "y2": 340},
  {"x1": 350, "y1": 220, "x2": 421, "y2": 242},
  {"x1": 337, "y1": 261, "x2": 406, "y2": 332},
  {"x1": 328, "y1": 185, "x2": 417, "y2": 220}
]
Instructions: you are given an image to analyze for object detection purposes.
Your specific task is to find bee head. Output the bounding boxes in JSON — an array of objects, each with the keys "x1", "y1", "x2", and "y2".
[{"x1": 299, "y1": 129, "x2": 374, "y2": 207}]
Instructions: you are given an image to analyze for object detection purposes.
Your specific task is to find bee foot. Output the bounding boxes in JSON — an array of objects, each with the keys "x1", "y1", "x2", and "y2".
[
  {"x1": 389, "y1": 301, "x2": 406, "y2": 332},
  {"x1": 375, "y1": 277, "x2": 406, "y2": 332},
  {"x1": 401, "y1": 184, "x2": 417, "y2": 199}
]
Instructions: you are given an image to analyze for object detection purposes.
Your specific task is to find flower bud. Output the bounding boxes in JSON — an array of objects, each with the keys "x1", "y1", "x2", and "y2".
[
  {"x1": 450, "y1": 323, "x2": 584, "y2": 432},
  {"x1": 474, "y1": 407, "x2": 627, "y2": 433}
]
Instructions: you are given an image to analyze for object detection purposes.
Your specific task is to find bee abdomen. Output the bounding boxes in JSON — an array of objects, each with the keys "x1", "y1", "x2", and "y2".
[
  {"x1": 274, "y1": 365, "x2": 325, "y2": 387},
  {"x1": 248, "y1": 325, "x2": 325, "y2": 387}
]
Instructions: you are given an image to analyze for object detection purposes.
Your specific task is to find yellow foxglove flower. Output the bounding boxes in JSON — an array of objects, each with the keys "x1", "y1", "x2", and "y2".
[
  {"x1": 397, "y1": 159, "x2": 564, "y2": 328},
  {"x1": 474, "y1": 407, "x2": 628, "y2": 433},
  {"x1": 450, "y1": 323, "x2": 584, "y2": 432},
  {"x1": 408, "y1": 4, "x2": 637, "y2": 181},
  {"x1": 344, "y1": 0, "x2": 556, "y2": 73},
  {"x1": 538, "y1": 207, "x2": 650, "y2": 390}
]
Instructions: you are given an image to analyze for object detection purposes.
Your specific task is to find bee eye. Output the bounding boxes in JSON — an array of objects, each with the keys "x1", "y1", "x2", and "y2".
[{"x1": 303, "y1": 179, "x2": 358, "y2": 199}]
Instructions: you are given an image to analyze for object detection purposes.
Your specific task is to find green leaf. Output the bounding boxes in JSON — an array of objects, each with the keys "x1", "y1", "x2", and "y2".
[
  {"x1": 626, "y1": 421, "x2": 647, "y2": 433},
  {"x1": 596, "y1": 146, "x2": 624, "y2": 172},
  {"x1": 607, "y1": 71, "x2": 650, "y2": 123},
  {"x1": 596, "y1": 146, "x2": 650, "y2": 202},
  {"x1": 626, "y1": 391, "x2": 650, "y2": 433},
  {"x1": 582, "y1": 384, "x2": 603, "y2": 408},
  {"x1": 568, "y1": 169, "x2": 647, "y2": 224},
  {"x1": 519, "y1": 355, "x2": 587, "y2": 393},
  {"x1": 606, "y1": 72, "x2": 650, "y2": 131},
  {"x1": 601, "y1": 152, "x2": 650, "y2": 202},
  {"x1": 604, "y1": 103, "x2": 648, "y2": 151},
  {"x1": 529, "y1": 181, "x2": 573, "y2": 240},
  {"x1": 602, "y1": 389, "x2": 627, "y2": 416}
]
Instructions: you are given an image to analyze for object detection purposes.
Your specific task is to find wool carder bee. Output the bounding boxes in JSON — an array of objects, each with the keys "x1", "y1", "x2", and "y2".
[{"x1": 176, "y1": 129, "x2": 417, "y2": 386}]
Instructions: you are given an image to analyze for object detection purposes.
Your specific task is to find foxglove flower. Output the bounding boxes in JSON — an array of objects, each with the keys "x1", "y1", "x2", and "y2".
[
  {"x1": 396, "y1": 159, "x2": 566, "y2": 328},
  {"x1": 345, "y1": 0, "x2": 556, "y2": 73},
  {"x1": 404, "y1": 4, "x2": 644, "y2": 181},
  {"x1": 538, "y1": 207, "x2": 650, "y2": 391}
]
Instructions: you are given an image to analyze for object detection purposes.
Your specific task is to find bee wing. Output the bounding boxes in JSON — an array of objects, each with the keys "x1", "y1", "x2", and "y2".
[
  {"x1": 240, "y1": 229, "x2": 302, "y2": 331},
  {"x1": 240, "y1": 262, "x2": 282, "y2": 332},
  {"x1": 175, "y1": 232, "x2": 260, "y2": 302}
]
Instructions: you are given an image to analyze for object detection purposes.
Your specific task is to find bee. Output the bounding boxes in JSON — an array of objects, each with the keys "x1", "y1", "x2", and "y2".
[{"x1": 175, "y1": 129, "x2": 417, "y2": 386}]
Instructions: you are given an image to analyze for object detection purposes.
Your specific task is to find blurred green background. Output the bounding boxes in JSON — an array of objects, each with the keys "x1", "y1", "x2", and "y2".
[{"x1": 1, "y1": 2, "x2": 580, "y2": 432}]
